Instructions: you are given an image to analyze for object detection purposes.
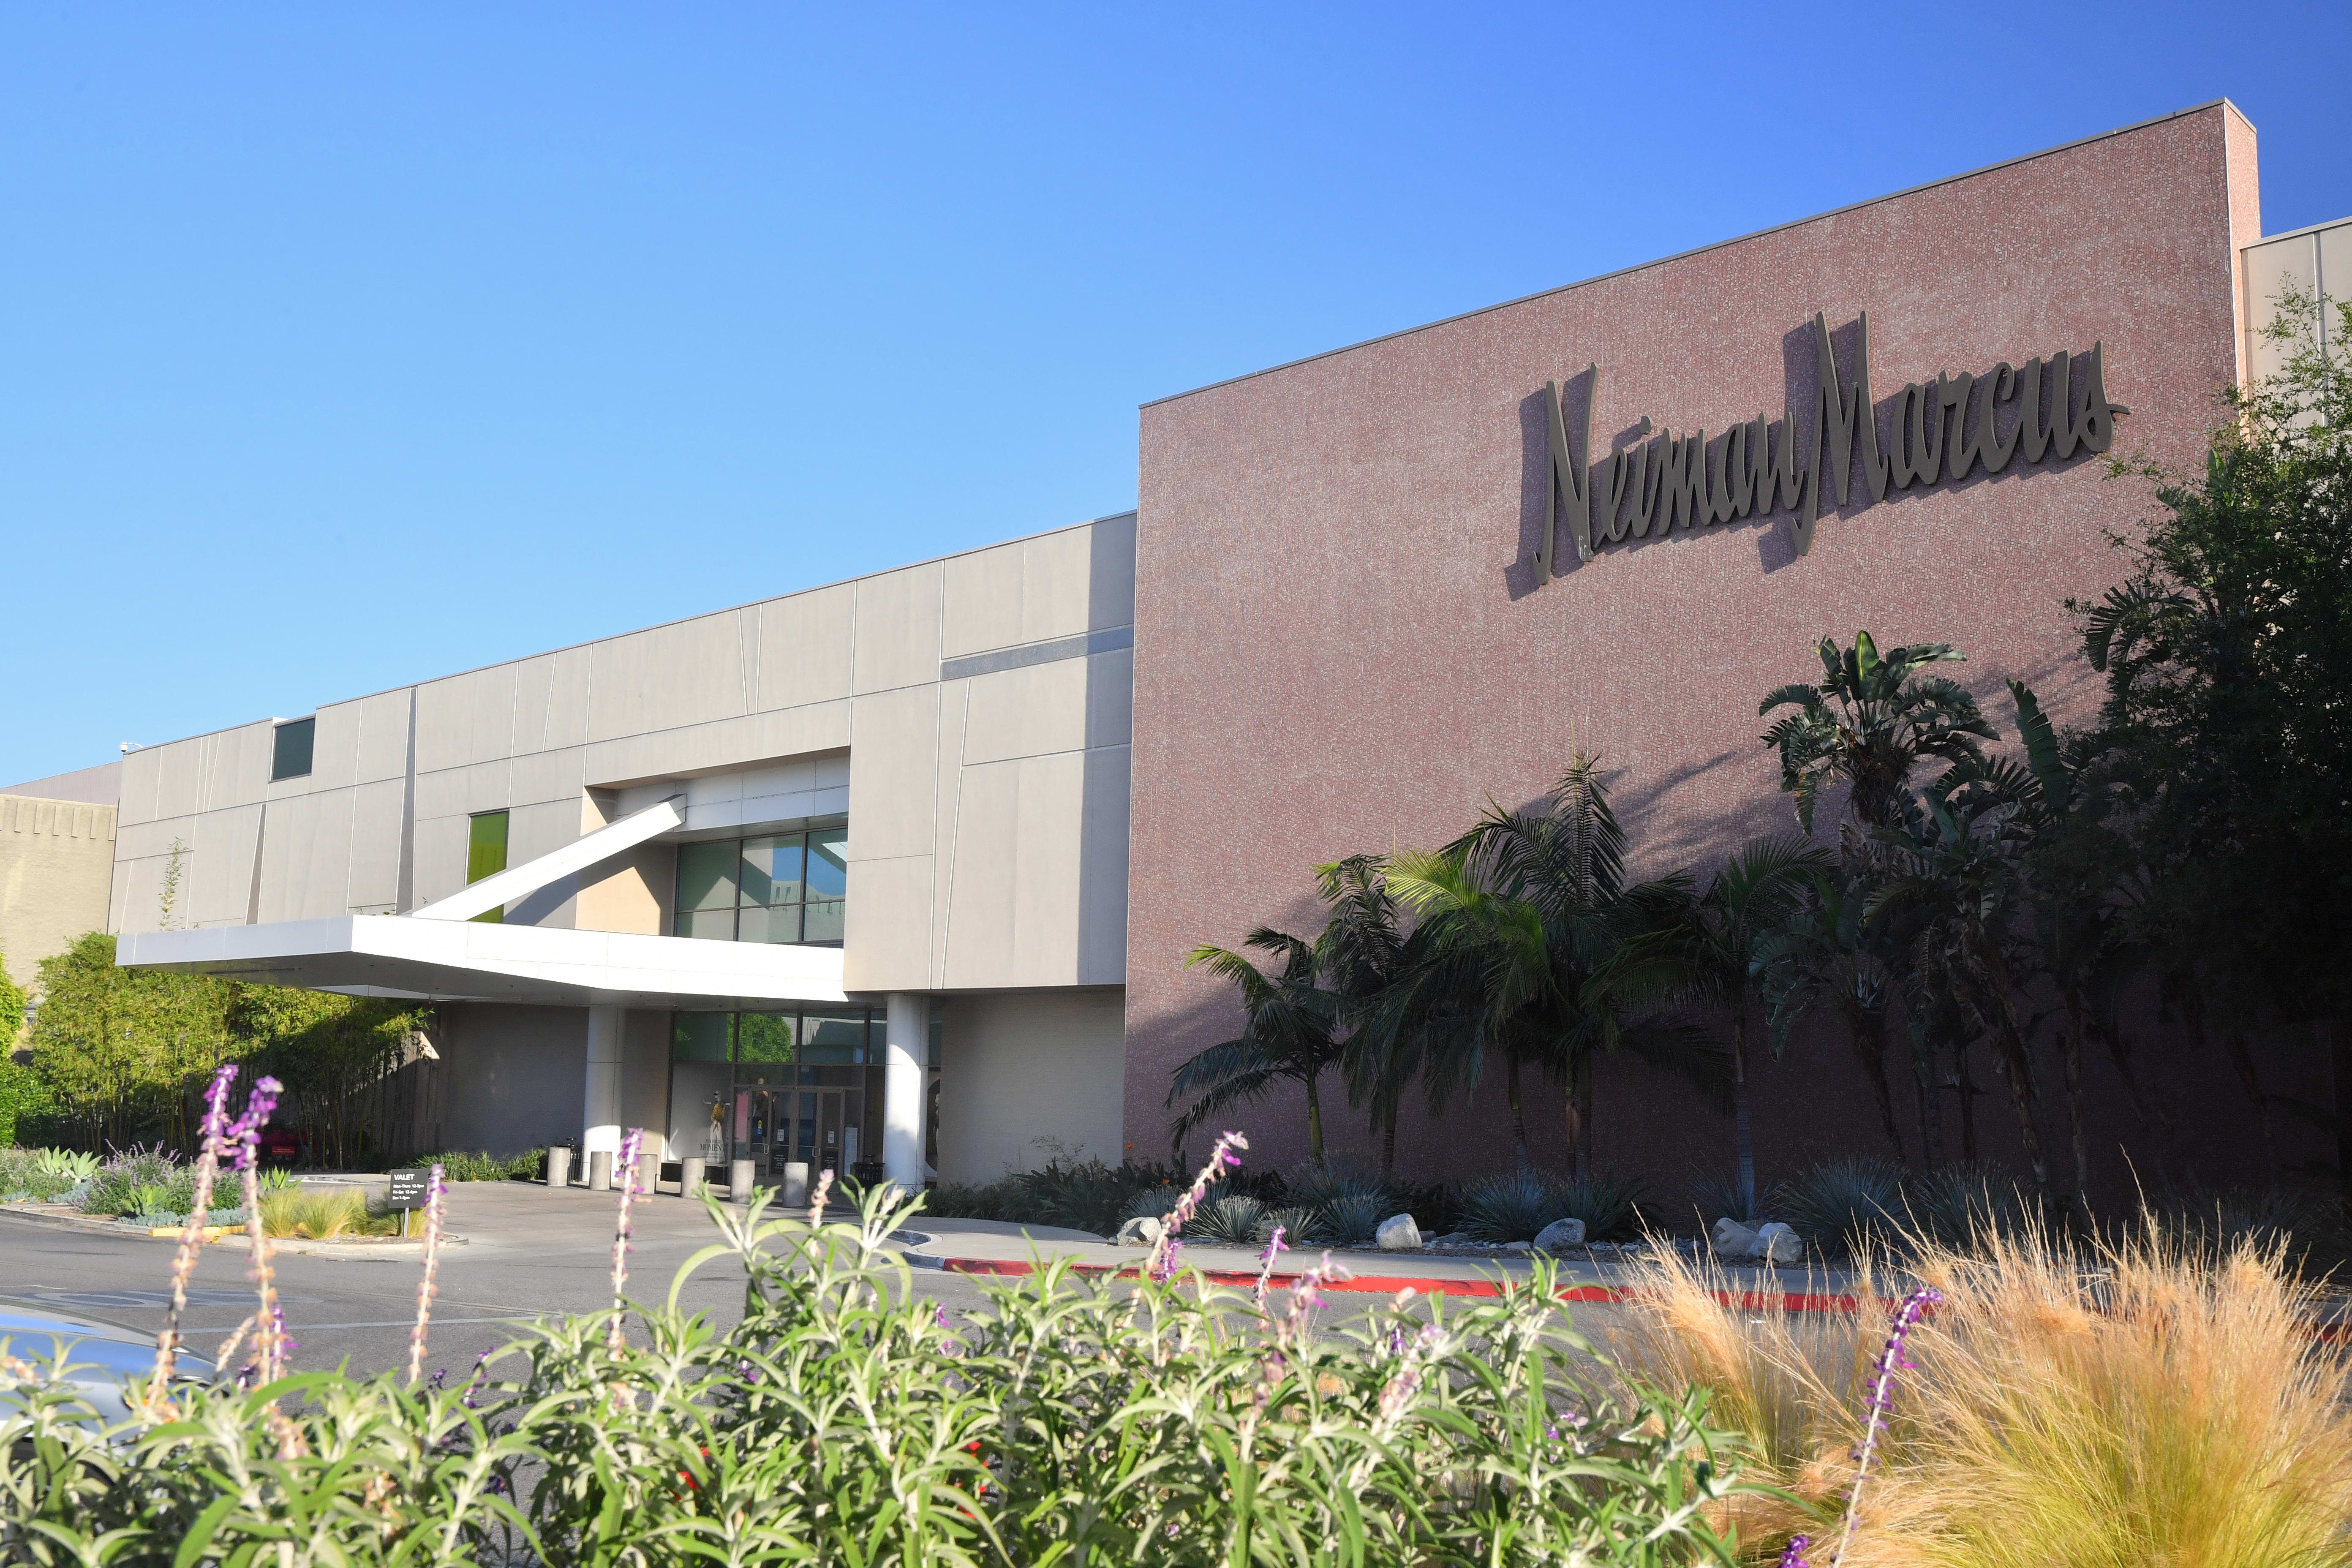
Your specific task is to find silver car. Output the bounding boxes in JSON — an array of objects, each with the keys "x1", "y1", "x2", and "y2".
[{"x1": 0, "y1": 1308, "x2": 223, "y2": 1428}]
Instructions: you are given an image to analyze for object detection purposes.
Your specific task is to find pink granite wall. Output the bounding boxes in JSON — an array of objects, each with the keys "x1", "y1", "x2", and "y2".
[{"x1": 1126, "y1": 102, "x2": 2324, "y2": 1205}]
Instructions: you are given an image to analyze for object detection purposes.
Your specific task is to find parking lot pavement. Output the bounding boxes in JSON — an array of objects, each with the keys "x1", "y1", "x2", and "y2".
[
  {"x1": 0, "y1": 1181, "x2": 998, "y2": 1382},
  {"x1": 0, "y1": 1181, "x2": 1668, "y2": 1384}
]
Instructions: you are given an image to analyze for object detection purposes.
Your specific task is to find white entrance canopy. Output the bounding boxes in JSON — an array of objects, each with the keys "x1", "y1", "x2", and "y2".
[{"x1": 115, "y1": 917, "x2": 848, "y2": 1010}]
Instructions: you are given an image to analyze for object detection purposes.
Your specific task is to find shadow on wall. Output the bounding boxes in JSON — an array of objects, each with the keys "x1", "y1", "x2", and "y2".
[
  {"x1": 1075, "y1": 516, "x2": 1138, "y2": 986},
  {"x1": 430, "y1": 1003, "x2": 592, "y2": 1157}
]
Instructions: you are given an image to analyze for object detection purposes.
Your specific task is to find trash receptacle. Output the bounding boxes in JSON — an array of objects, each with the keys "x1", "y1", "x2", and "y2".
[
  {"x1": 546, "y1": 1146, "x2": 572, "y2": 1189},
  {"x1": 588, "y1": 1150, "x2": 612, "y2": 1192},
  {"x1": 728, "y1": 1157, "x2": 755, "y2": 1200},
  {"x1": 782, "y1": 1161, "x2": 809, "y2": 1209},
  {"x1": 680, "y1": 1157, "x2": 706, "y2": 1197}
]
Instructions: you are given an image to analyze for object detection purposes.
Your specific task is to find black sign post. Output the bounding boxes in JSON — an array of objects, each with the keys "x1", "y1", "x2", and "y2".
[{"x1": 387, "y1": 1169, "x2": 432, "y2": 1237}]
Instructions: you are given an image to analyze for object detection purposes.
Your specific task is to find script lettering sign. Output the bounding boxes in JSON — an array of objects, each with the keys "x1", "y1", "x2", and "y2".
[{"x1": 1534, "y1": 312, "x2": 2122, "y2": 577}]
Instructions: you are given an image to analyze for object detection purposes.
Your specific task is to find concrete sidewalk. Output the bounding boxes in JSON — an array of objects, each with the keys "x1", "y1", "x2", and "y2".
[{"x1": 895, "y1": 1215, "x2": 1885, "y2": 1311}]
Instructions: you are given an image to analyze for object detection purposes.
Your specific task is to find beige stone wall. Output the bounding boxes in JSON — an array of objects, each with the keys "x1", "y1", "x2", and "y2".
[{"x1": 0, "y1": 794, "x2": 117, "y2": 996}]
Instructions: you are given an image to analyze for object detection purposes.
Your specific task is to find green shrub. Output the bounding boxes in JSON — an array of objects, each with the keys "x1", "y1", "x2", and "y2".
[
  {"x1": 0, "y1": 1186, "x2": 1751, "y2": 1563},
  {"x1": 923, "y1": 1179, "x2": 1014, "y2": 1222},
  {"x1": 918, "y1": 1157, "x2": 1182, "y2": 1236},
  {"x1": 405, "y1": 1147, "x2": 544, "y2": 1182},
  {"x1": 78, "y1": 1146, "x2": 195, "y2": 1217}
]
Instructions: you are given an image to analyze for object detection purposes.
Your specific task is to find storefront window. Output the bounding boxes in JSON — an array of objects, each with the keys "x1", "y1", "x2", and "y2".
[
  {"x1": 667, "y1": 1006, "x2": 880, "y2": 1181},
  {"x1": 671, "y1": 823, "x2": 846, "y2": 946}
]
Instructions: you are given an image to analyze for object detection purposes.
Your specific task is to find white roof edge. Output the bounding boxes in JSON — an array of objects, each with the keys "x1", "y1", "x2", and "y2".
[
  {"x1": 117, "y1": 916, "x2": 852, "y2": 1007},
  {"x1": 1142, "y1": 98, "x2": 2247, "y2": 410},
  {"x1": 2247, "y1": 213, "x2": 2352, "y2": 248}
]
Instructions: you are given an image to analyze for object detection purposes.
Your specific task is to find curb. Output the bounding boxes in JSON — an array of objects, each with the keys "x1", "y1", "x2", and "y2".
[
  {"x1": 912, "y1": 1253, "x2": 1884, "y2": 1315},
  {"x1": 0, "y1": 1206, "x2": 466, "y2": 1253}
]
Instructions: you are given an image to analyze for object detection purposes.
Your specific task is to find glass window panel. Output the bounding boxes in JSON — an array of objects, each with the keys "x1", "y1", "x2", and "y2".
[
  {"x1": 799, "y1": 1009, "x2": 868, "y2": 1065},
  {"x1": 735, "y1": 904, "x2": 803, "y2": 945},
  {"x1": 677, "y1": 908, "x2": 738, "y2": 941},
  {"x1": 466, "y1": 812, "x2": 509, "y2": 925},
  {"x1": 671, "y1": 1012, "x2": 732, "y2": 1062},
  {"x1": 806, "y1": 828, "x2": 849, "y2": 900},
  {"x1": 800, "y1": 899, "x2": 844, "y2": 945},
  {"x1": 737, "y1": 1012, "x2": 797, "y2": 1063},
  {"x1": 738, "y1": 834, "x2": 805, "y2": 907},
  {"x1": 676, "y1": 841, "x2": 739, "y2": 912},
  {"x1": 271, "y1": 719, "x2": 316, "y2": 781},
  {"x1": 466, "y1": 812, "x2": 509, "y2": 883}
]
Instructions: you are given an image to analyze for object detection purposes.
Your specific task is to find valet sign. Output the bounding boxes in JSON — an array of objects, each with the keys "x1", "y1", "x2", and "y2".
[{"x1": 1533, "y1": 311, "x2": 2122, "y2": 574}]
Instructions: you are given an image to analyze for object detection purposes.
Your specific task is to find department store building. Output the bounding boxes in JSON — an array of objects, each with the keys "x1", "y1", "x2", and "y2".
[{"x1": 87, "y1": 101, "x2": 2350, "y2": 1195}]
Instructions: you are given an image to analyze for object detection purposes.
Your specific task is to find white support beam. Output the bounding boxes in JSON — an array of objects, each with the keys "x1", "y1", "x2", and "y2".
[{"x1": 411, "y1": 794, "x2": 685, "y2": 922}]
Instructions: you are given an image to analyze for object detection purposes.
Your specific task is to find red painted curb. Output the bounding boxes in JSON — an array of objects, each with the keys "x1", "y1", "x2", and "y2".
[{"x1": 931, "y1": 1256, "x2": 1885, "y2": 1314}]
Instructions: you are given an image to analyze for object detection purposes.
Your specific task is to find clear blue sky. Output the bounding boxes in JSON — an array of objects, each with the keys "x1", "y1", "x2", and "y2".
[{"x1": 5, "y1": 4, "x2": 2349, "y2": 785}]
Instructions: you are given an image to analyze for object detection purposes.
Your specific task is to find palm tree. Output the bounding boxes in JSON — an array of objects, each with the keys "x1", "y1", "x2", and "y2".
[
  {"x1": 1752, "y1": 863, "x2": 1911, "y2": 1162},
  {"x1": 1380, "y1": 755, "x2": 1724, "y2": 1176},
  {"x1": 1671, "y1": 835, "x2": 1832, "y2": 1218},
  {"x1": 1312, "y1": 855, "x2": 1417, "y2": 1174},
  {"x1": 1761, "y1": 632, "x2": 1995, "y2": 831},
  {"x1": 2001, "y1": 678, "x2": 2156, "y2": 1206},
  {"x1": 1866, "y1": 782, "x2": 2051, "y2": 1199},
  {"x1": 1171, "y1": 927, "x2": 1339, "y2": 1164}
]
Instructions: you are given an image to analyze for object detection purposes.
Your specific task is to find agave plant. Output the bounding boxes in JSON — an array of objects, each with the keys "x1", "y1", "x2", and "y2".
[
  {"x1": 1255, "y1": 1204, "x2": 1326, "y2": 1246},
  {"x1": 1899, "y1": 1161, "x2": 2047, "y2": 1252},
  {"x1": 1320, "y1": 1194, "x2": 1389, "y2": 1247},
  {"x1": 1187, "y1": 1194, "x2": 1267, "y2": 1245},
  {"x1": 33, "y1": 1149, "x2": 98, "y2": 1183},
  {"x1": 1772, "y1": 1157, "x2": 1904, "y2": 1258},
  {"x1": 125, "y1": 1182, "x2": 178, "y2": 1219},
  {"x1": 1456, "y1": 1171, "x2": 1565, "y2": 1244},
  {"x1": 1120, "y1": 1185, "x2": 1182, "y2": 1222},
  {"x1": 1688, "y1": 1168, "x2": 1766, "y2": 1228}
]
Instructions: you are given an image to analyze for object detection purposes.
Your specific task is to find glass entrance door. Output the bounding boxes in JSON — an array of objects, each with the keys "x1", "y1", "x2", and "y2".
[{"x1": 779, "y1": 1088, "x2": 846, "y2": 1174}]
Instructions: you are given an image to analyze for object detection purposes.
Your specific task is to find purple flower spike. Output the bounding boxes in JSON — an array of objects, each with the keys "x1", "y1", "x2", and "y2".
[
  {"x1": 1778, "y1": 1533, "x2": 1810, "y2": 1568},
  {"x1": 1830, "y1": 1287, "x2": 1941, "y2": 1565}
]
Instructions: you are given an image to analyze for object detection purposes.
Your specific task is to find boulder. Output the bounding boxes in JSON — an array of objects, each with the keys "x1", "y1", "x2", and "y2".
[
  {"x1": 1375, "y1": 1213, "x2": 1422, "y2": 1251},
  {"x1": 1753, "y1": 1222, "x2": 1804, "y2": 1266},
  {"x1": 1710, "y1": 1217, "x2": 1761, "y2": 1258},
  {"x1": 1503, "y1": 1240, "x2": 1532, "y2": 1252},
  {"x1": 1533, "y1": 1217, "x2": 1587, "y2": 1252},
  {"x1": 1114, "y1": 1214, "x2": 1164, "y2": 1248}
]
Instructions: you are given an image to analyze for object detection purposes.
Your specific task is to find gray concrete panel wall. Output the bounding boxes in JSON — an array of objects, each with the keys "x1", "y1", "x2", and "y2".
[
  {"x1": 110, "y1": 515, "x2": 1136, "y2": 1001},
  {"x1": 935, "y1": 988, "x2": 1127, "y2": 1182}
]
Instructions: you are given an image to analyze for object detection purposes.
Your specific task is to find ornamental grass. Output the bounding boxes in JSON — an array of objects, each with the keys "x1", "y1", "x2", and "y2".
[{"x1": 1605, "y1": 1217, "x2": 2352, "y2": 1567}]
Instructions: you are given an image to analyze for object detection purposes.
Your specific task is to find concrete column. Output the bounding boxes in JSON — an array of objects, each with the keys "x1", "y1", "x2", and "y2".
[
  {"x1": 882, "y1": 993, "x2": 928, "y2": 1191},
  {"x1": 583, "y1": 1004, "x2": 625, "y2": 1160}
]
